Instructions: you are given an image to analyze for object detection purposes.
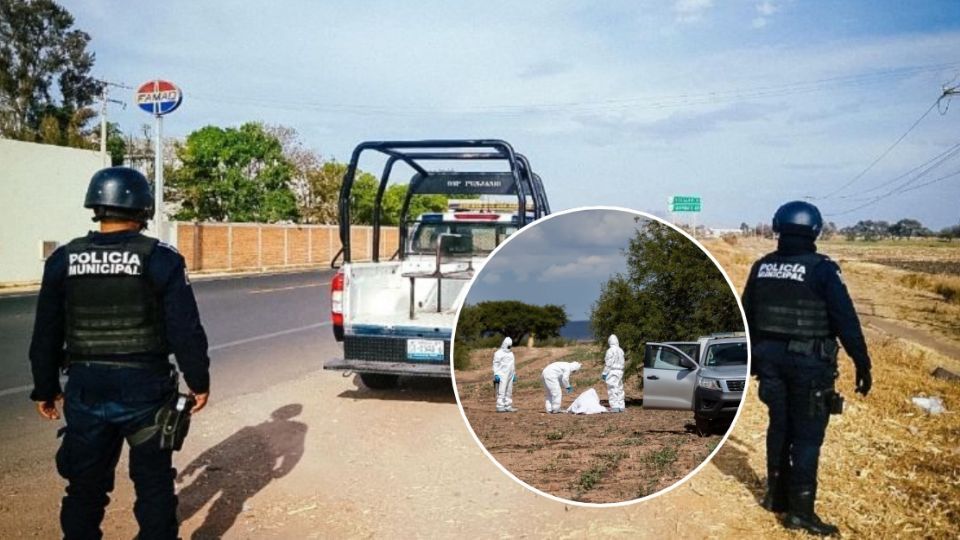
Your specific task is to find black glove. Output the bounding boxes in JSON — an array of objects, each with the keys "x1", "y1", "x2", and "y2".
[{"x1": 855, "y1": 368, "x2": 872, "y2": 396}]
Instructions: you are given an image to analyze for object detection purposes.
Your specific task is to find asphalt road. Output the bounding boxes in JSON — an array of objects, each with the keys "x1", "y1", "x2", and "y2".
[{"x1": 0, "y1": 269, "x2": 340, "y2": 442}]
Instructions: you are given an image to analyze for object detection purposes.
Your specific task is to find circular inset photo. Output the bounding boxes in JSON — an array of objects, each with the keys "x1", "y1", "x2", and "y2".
[{"x1": 451, "y1": 207, "x2": 748, "y2": 505}]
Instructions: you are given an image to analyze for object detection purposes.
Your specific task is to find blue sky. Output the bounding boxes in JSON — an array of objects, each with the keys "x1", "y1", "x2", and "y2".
[
  {"x1": 65, "y1": 1, "x2": 960, "y2": 228},
  {"x1": 467, "y1": 209, "x2": 640, "y2": 320}
]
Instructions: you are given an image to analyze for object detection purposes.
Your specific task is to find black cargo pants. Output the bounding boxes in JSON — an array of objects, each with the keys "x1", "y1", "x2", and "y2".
[
  {"x1": 57, "y1": 365, "x2": 178, "y2": 540},
  {"x1": 753, "y1": 339, "x2": 837, "y2": 492}
]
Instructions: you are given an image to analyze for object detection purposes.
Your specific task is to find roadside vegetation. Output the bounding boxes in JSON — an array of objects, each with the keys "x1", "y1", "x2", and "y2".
[
  {"x1": 453, "y1": 301, "x2": 568, "y2": 370},
  {"x1": 899, "y1": 273, "x2": 960, "y2": 304}
]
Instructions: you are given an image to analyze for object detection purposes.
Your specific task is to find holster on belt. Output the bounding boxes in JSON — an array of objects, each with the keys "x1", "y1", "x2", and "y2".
[{"x1": 127, "y1": 378, "x2": 196, "y2": 451}]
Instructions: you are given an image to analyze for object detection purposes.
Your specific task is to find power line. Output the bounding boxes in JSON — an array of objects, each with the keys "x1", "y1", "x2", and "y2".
[
  {"x1": 176, "y1": 60, "x2": 960, "y2": 117},
  {"x1": 817, "y1": 97, "x2": 940, "y2": 200},
  {"x1": 825, "y1": 146, "x2": 960, "y2": 216},
  {"x1": 834, "y1": 141, "x2": 960, "y2": 199},
  {"x1": 897, "y1": 168, "x2": 960, "y2": 194},
  {"x1": 826, "y1": 168, "x2": 960, "y2": 217}
]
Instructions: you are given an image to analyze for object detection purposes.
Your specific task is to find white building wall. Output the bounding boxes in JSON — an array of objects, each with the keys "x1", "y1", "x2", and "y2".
[{"x1": 0, "y1": 139, "x2": 103, "y2": 284}]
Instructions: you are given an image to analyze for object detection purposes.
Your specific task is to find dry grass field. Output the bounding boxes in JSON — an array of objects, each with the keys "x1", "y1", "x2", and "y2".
[{"x1": 684, "y1": 237, "x2": 960, "y2": 537}]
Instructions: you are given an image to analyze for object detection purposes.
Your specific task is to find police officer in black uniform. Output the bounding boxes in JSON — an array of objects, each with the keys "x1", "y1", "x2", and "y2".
[
  {"x1": 742, "y1": 201, "x2": 872, "y2": 536},
  {"x1": 29, "y1": 167, "x2": 210, "y2": 540}
]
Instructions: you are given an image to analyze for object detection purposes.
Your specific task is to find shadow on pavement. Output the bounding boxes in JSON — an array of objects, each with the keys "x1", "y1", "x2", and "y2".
[
  {"x1": 709, "y1": 434, "x2": 764, "y2": 505},
  {"x1": 176, "y1": 404, "x2": 307, "y2": 539},
  {"x1": 336, "y1": 375, "x2": 456, "y2": 403}
]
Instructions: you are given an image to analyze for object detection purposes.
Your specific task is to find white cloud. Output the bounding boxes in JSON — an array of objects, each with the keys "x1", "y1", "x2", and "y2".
[
  {"x1": 752, "y1": 1, "x2": 778, "y2": 29},
  {"x1": 674, "y1": 0, "x2": 714, "y2": 23},
  {"x1": 756, "y1": 1, "x2": 778, "y2": 16},
  {"x1": 540, "y1": 254, "x2": 622, "y2": 282}
]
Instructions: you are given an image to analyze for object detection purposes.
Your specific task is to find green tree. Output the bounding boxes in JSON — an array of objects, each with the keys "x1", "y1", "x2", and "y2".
[
  {"x1": 105, "y1": 122, "x2": 126, "y2": 166},
  {"x1": 939, "y1": 224, "x2": 960, "y2": 242},
  {"x1": 348, "y1": 174, "x2": 447, "y2": 226},
  {"x1": 168, "y1": 122, "x2": 299, "y2": 222},
  {"x1": 0, "y1": 0, "x2": 101, "y2": 144},
  {"x1": 590, "y1": 220, "x2": 743, "y2": 376},
  {"x1": 888, "y1": 218, "x2": 926, "y2": 239},
  {"x1": 455, "y1": 301, "x2": 568, "y2": 346}
]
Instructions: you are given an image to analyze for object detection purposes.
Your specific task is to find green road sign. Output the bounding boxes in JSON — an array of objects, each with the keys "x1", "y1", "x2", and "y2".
[{"x1": 670, "y1": 195, "x2": 701, "y2": 212}]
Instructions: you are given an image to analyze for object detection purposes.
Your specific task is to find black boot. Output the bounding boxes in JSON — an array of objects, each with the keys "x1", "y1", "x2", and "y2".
[
  {"x1": 761, "y1": 467, "x2": 787, "y2": 513},
  {"x1": 784, "y1": 486, "x2": 839, "y2": 536}
]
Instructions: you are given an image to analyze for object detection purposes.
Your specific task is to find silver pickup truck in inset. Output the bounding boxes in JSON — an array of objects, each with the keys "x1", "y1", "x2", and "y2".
[{"x1": 643, "y1": 333, "x2": 748, "y2": 435}]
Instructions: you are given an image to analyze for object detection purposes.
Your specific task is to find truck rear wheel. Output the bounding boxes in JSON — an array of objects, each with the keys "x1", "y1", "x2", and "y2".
[{"x1": 360, "y1": 373, "x2": 399, "y2": 389}]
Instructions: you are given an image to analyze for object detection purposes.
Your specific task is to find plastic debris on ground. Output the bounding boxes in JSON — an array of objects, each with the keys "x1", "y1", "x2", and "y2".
[{"x1": 911, "y1": 396, "x2": 947, "y2": 415}]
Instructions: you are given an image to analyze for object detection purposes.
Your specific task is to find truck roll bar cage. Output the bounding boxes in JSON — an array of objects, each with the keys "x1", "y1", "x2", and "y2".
[{"x1": 335, "y1": 140, "x2": 550, "y2": 265}]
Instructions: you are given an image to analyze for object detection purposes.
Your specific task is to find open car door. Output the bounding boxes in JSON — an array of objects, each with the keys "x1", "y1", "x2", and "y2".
[{"x1": 643, "y1": 342, "x2": 700, "y2": 410}]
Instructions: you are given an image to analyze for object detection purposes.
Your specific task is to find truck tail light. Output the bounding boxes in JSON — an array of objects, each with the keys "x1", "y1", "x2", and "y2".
[{"x1": 331, "y1": 269, "x2": 344, "y2": 341}]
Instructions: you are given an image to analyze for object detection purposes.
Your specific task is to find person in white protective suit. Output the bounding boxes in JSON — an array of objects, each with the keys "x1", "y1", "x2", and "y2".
[
  {"x1": 492, "y1": 337, "x2": 517, "y2": 412},
  {"x1": 602, "y1": 334, "x2": 626, "y2": 412},
  {"x1": 541, "y1": 361, "x2": 582, "y2": 413}
]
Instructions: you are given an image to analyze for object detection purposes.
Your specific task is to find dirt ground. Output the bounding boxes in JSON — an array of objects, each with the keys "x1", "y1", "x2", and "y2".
[{"x1": 455, "y1": 346, "x2": 726, "y2": 503}]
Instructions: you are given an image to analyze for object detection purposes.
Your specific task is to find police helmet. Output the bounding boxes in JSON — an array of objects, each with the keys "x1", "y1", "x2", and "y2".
[
  {"x1": 772, "y1": 200, "x2": 823, "y2": 238},
  {"x1": 84, "y1": 167, "x2": 154, "y2": 222}
]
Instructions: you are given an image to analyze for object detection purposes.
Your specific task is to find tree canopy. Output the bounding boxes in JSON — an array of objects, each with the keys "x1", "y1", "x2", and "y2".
[
  {"x1": 456, "y1": 301, "x2": 568, "y2": 345},
  {"x1": 168, "y1": 123, "x2": 299, "y2": 223},
  {"x1": 840, "y1": 218, "x2": 934, "y2": 241},
  {"x1": 590, "y1": 220, "x2": 743, "y2": 373},
  {"x1": 349, "y1": 173, "x2": 448, "y2": 226},
  {"x1": 0, "y1": 0, "x2": 101, "y2": 145}
]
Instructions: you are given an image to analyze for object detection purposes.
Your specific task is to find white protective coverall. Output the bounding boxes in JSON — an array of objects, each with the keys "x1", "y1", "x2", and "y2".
[
  {"x1": 602, "y1": 334, "x2": 626, "y2": 411},
  {"x1": 541, "y1": 361, "x2": 582, "y2": 413},
  {"x1": 492, "y1": 337, "x2": 516, "y2": 411}
]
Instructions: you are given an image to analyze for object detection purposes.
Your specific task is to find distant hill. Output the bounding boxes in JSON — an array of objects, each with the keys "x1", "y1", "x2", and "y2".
[{"x1": 560, "y1": 320, "x2": 594, "y2": 342}]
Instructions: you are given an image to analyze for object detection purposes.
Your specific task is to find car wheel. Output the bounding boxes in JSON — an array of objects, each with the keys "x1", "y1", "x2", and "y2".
[
  {"x1": 695, "y1": 417, "x2": 712, "y2": 437},
  {"x1": 360, "y1": 373, "x2": 399, "y2": 389}
]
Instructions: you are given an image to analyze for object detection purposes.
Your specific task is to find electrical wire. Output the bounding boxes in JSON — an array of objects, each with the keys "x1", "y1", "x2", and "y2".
[
  {"x1": 834, "y1": 141, "x2": 960, "y2": 199},
  {"x1": 826, "y1": 168, "x2": 960, "y2": 217},
  {"x1": 169, "y1": 60, "x2": 960, "y2": 117},
  {"x1": 817, "y1": 97, "x2": 941, "y2": 200}
]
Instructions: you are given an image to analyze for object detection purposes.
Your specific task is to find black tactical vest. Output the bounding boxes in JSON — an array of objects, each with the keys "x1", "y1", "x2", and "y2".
[
  {"x1": 64, "y1": 234, "x2": 168, "y2": 357},
  {"x1": 749, "y1": 252, "x2": 831, "y2": 340}
]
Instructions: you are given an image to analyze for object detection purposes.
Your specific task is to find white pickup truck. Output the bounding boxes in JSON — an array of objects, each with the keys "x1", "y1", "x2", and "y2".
[{"x1": 324, "y1": 140, "x2": 550, "y2": 389}]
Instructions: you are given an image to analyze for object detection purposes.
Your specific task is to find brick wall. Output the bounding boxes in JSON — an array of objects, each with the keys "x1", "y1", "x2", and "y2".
[{"x1": 175, "y1": 222, "x2": 399, "y2": 273}]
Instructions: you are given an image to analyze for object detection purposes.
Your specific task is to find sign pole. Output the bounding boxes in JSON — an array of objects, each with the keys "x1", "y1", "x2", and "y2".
[
  {"x1": 154, "y1": 112, "x2": 164, "y2": 242},
  {"x1": 135, "y1": 78, "x2": 182, "y2": 243}
]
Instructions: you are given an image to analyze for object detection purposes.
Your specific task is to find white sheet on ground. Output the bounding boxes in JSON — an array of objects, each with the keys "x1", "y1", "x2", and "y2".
[{"x1": 566, "y1": 388, "x2": 608, "y2": 415}]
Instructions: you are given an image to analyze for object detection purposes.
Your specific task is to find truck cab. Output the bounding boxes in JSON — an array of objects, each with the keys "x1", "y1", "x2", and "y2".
[
  {"x1": 642, "y1": 333, "x2": 748, "y2": 435},
  {"x1": 324, "y1": 140, "x2": 549, "y2": 389}
]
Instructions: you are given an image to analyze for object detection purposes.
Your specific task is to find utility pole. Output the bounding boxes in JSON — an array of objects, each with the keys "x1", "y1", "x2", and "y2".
[{"x1": 97, "y1": 81, "x2": 129, "y2": 167}]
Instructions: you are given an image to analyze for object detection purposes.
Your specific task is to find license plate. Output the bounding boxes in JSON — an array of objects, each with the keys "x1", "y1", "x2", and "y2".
[{"x1": 407, "y1": 339, "x2": 444, "y2": 361}]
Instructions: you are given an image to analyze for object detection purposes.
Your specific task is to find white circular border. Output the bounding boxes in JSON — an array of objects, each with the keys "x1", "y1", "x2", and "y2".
[{"x1": 448, "y1": 205, "x2": 752, "y2": 508}]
